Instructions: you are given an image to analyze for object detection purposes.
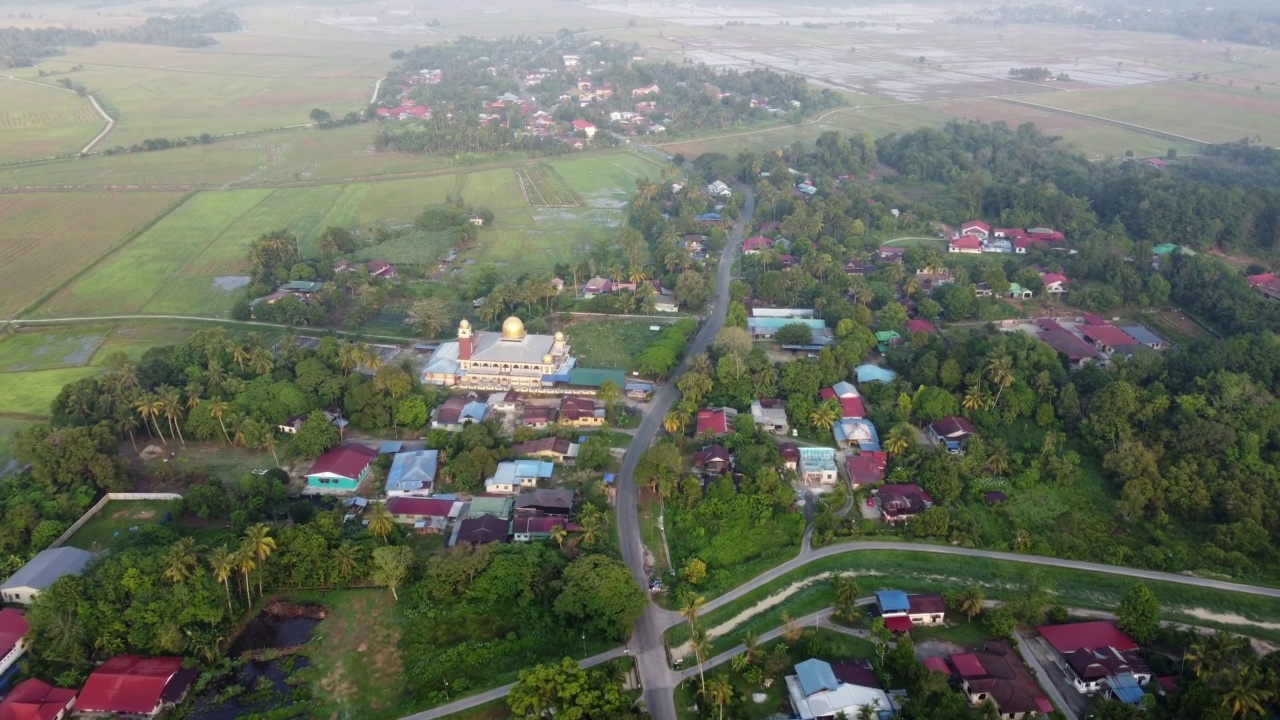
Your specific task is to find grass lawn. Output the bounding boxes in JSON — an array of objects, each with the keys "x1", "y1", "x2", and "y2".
[
  {"x1": 436, "y1": 700, "x2": 511, "y2": 720},
  {"x1": 65, "y1": 499, "x2": 180, "y2": 552},
  {"x1": 562, "y1": 318, "x2": 662, "y2": 371},
  {"x1": 0, "y1": 367, "x2": 99, "y2": 417},
  {"x1": 167, "y1": 443, "x2": 279, "y2": 482},
  {"x1": 638, "y1": 492, "x2": 671, "y2": 578},
  {"x1": 301, "y1": 589, "x2": 408, "y2": 720},
  {"x1": 0, "y1": 80, "x2": 104, "y2": 163}
]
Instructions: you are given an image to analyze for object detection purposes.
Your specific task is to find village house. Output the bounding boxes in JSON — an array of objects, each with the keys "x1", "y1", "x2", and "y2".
[
  {"x1": 583, "y1": 276, "x2": 613, "y2": 298},
  {"x1": 1119, "y1": 325, "x2": 1165, "y2": 350},
  {"x1": 514, "y1": 488, "x2": 574, "y2": 516},
  {"x1": 486, "y1": 390, "x2": 523, "y2": 414},
  {"x1": 798, "y1": 447, "x2": 838, "y2": 488},
  {"x1": 385, "y1": 450, "x2": 438, "y2": 497},
  {"x1": 512, "y1": 515, "x2": 576, "y2": 543},
  {"x1": 877, "y1": 483, "x2": 934, "y2": 524},
  {"x1": 430, "y1": 393, "x2": 490, "y2": 430},
  {"x1": 834, "y1": 418, "x2": 880, "y2": 451},
  {"x1": 692, "y1": 444, "x2": 732, "y2": 477},
  {"x1": 484, "y1": 459, "x2": 555, "y2": 494},
  {"x1": 570, "y1": 119, "x2": 596, "y2": 138},
  {"x1": 948, "y1": 235, "x2": 983, "y2": 254},
  {"x1": 1037, "y1": 621, "x2": 1152, "y2": 697},
  {"x1": 878, "y1": 246, "x2": 907, "y2": 260},
  {"x1": 845, "y1": 452, "x2": 887, "y2": 487},
  {"x1": 820, "y1": 381, "x2": 865, "y2": 419},
  {"x1": 454, "y1": 515, "x2": 510, "y2": 545},
  {"x1": 959, "y1": 220, "x2": 991, "y2": 239},
  {"x1": 386, "y1": 497, "x2": 461, "y2": 533},
  {"x1": 742, "y1": 235, "x2": 772, "y2": 254},
  {"x1": 707, "y1": 180, "x2": 732, "y2": 197},
  {"x1": 76, "y1": 656, "x2": 196, "y2": 718},
  {"x1": 511, "y1": 436, "x2": 580, "y2": 464},
  {"x1": 558, "y1": 396, "x2": 605, "y2": 428},
  {"x1": 928, "y1": 415, "x2": 976, "y2": 453},
  {"x1": 750, "y1": 398, "x2": 790, "y2": 434},
  {"x1": 0, "y1": 547, "x2": 92, "y2": 605},
  {"x1": 631, "y1": 83, "x2": 660, "y2": 97},
  {"x1": 695, "y1": 407, "x2": 736, "y2": 436},
  {"x1": 521, "y1": 405, "x2": 558, "y2": 429},
  {"x1": 305, "y1": 444, "x2": 377, "y2": 494},
  {"x1": 0, "y1": 678, "x2": 76, "y2": 720},
  {"x1": 905, "y1": 318, "x2": 938, "y2": 335},
  {"x1": 1040, "y1": 272, "x2": 1069, "y2": 295},
  {"x1": 785, "y1": 658, "x2": 892, "y2": 720},
  {"x1": 467, "y1": 495, "x2": 515, "y2": 520},
  {"x1": 949, "y1": 643, "x2": 1054, "y2": 719},
  {"x1": 562, "y1": 54, "x2": 579, "y2": 67},
  {"x1": 1079, "y1": 321, "x2": 1140, "y2": 355},
  {"x1": 625, "y1": 381, "x2": 654, "y2": 399},
  {"x1": 874, "y1": 590, "x2": 947, "y2": 631}
]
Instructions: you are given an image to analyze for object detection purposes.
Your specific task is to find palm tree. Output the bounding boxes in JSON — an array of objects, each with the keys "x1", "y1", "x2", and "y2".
[
  {"x1": 962, "y1": 384, "x2": 988, "y2": 412},
  {"x1": 334, "y1": 541, "x2": 359, "y2": 585},
  {"x1": 261, "y1": 433, "x2": 279, "y2": 468},
  {"x1": 690, "y1": 624, "x2": 710, "y2": 693},
  {"x1": 160, "y1": 386, "x2": 186, "y2": 445},
  {"x1": 337, "y1": 341, "x2": 360, "y2": 376},
  {"x1": 134, "y1": 394, "x2": 167, "y2": 445},
  {"x1": 163, "y1": 541, "x2": 195, "y2": 583},
  {"x1": 549, "y1": 525, "x2": 567, "y2": 549},
  {"x1": 663, "y1": 412, "x2": 683, "y2": 436},
  {"x1": 1221, "y1": 665, "x2": 1274, "y2": 719},
  {"x1": 741, "y1": 631, "x2": 761, "y2": 665},
  {"x1": 227, "y1": 411, "x2": 247, "y2": 447},
  {"x1": 242, "y1": 524, "x2": 276, "y2": 598},
  {"x1": 367, "y1": 503, "x2": 394, "y2": 543},
  {"x1": 832, "y1": 576, "x2": 861, "y2": 620},
  {"x1": 184, "y1": 384, "x2": 202, "y2": 411},
  {"x1": 233, "y1": 544, "x2": 257, "y2": 606},
  {"x1": 577, "y1": 504, "x2": 603, "y2": 545},
  {"x1": 249, "y1": 347, "x2": 274, "y2": 376},
  {"x1": 986, "y1": 440, "x2": 1010, "y2": 476},
  {"x1": 958, "y1": 585, "x2": 985, "y2": 622},
  {"x1": 809, "y1": 400, "x2": 838, "y2": 433},
  {"x1": 205, "y1": 360, "x2": 226, "y2": 395},
  {"x1": 232, "y1": 344, "x2": 251, "y2": 373},
  {"x1": 986, "y1": 351, "x2": 1015, "y2": 404},
  {"x1": 209, "y1": 399, "x2": 231, "y2": 444},
  {"x1": 680, "y1": 594, "x2": 706, "y2": 629},
  {"x1": 884, "y1": 424, "x2": 914, "y2": 457},
  {"x1": 117, "y1": 413, "x2": 140, "y2": 452},
  {"x1": 209, "y1": 545, "x2": 236, "y2": 612},
  {"x1": 702, "y1": 675, "x2": 733, "y2": 720}
]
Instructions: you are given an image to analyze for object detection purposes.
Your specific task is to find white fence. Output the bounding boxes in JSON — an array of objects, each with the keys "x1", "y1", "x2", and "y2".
[{"x1": 48, "y1": 492, "x2": 183, "y2": 549}]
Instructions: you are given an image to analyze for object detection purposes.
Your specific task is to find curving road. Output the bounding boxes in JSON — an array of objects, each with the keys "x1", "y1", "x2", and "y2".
[{"x1": 615, "y1": 185, "x2": 754, "y2": 720}]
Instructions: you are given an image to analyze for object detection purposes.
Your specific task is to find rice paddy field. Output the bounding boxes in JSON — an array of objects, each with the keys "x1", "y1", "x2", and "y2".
[
  {"x1": 0, "y1": 80, "x2": 104, "y2": 163},
  {"x1": 0, "y1": 191, "x2": 186, "y2": 317}
]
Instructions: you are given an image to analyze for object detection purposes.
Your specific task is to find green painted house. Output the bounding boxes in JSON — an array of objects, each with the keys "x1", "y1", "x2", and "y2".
[
  {"x1": 876, "y1": 330, "x2": 902, "y2": 354},
  {"x1": 304, "y1": 444, "x2": 377, "y2": 494}
]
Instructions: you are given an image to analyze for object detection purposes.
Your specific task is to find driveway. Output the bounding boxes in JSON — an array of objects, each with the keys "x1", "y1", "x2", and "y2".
[{"x1": 1015, "y1": 630, "x2": 1083, "y2": 720}]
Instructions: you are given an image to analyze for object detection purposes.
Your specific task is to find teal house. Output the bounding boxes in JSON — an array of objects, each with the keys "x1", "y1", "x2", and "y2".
[{"x1": 304, "y1": 444, "x2": 377, "y2": 494}]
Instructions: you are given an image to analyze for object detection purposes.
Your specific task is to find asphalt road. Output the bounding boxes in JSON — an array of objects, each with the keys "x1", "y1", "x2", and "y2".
[{"x1": 615, "y1": 185, "x2": 755, "y2": 720}]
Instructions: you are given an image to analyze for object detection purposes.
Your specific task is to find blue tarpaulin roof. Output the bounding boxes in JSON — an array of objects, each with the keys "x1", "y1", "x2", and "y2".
[
  {"x1": 795, "y1": 658, "x2": 840, "y2": 696},
  {"x1": 1109, "y1": 673, "x2": 1145, "y2": 704},
  {"x1": 603, "y1": 473, "x2": 616, "y2": 484}
]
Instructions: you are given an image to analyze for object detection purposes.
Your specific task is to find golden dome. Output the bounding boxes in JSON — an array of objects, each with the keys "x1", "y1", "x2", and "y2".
[
  {"x1": 459, "y1": 318, "x2": 471, "y2": 330},
  {"x1": 543, "y1": 354, "x2": 553, "y2": 364},
  {"x1": 500, "y1": 316, "x2": 526, "y2": 340},
  {"x1": 554, "y1": 331, "x2": 565, "y2": 342}
]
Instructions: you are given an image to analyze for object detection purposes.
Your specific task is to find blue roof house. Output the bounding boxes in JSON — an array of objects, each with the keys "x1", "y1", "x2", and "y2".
[
  {"x1": 484, "y1": 460, "x2": 554, "y2": 495},
  {"x1": 795, "y1": 658, "x2": 840, "y2": 696},
  {"x1": 856, "y1": 364, "x2": 896, "y2": 384},
  {"x1": 385, "y1": 450, "x2": 439, "y2": 498},
  {"x1": 875, "y1": 590, "x2": 911, "y2": 615}
]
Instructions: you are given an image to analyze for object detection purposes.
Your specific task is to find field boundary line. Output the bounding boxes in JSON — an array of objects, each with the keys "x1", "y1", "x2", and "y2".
[
  {"x1": 2, "y1": 315, "x2": 415, "y2": 343},
  {"x1": 79, "y1": 94, "x2": 115, "y2": 154},
  {"x1": 994, "y1": 97, "x2": 1212, "y2": 146},
  {"x1": 514, "y1": 167, "x2": 534, "y2": 205},
  {"x1": 11, "y1": 192, "x2": 194, "y2": 321}
]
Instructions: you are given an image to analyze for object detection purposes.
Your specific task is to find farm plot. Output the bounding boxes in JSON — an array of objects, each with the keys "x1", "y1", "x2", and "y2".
[
  {"x1": 0, "y1": 191, "x2": 185, "y2": 318},
  {"x1": 550, "y1": 153, "x2": 660, "y2": 208},
  {"x1": 461, "y1": 167, "x2": 529, "y2": 211},
  {"x1": 0, "y1": 80, "x2": 104, "y2": 163},
  {"x1": 514, "y1": 165, "x2": 581, "y2": 207},
  {"x1": 0, "y1": 330, "x2": 107, "y2": 372},
  {"x1": 0, "y1": 367, "x2": 100, "y2": 417}
]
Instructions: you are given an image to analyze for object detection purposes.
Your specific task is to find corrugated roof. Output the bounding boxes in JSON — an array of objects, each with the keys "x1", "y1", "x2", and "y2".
[
  {"x1": 1, "y1": 547, "x2": 91, "y2": 593},
  {"x1": 876, "y1": 589, "x2": 910, "y2": 612},
  {"x1": 76, "y1": 656, "x2": 182, "y2": 714},
  {"x1": 385, "y1": 450, "x2": 438, "y2": 494},
  {"x1": 795, "y1": 658, "x2": 840, "y2": 696}
]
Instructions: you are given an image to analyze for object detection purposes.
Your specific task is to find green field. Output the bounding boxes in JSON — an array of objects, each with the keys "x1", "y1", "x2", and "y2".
[
  {"x1": 564, "y1": 318, "x2": 663, "y2": 371},
  {"x1": 0, "y1": 80, "x2": 103, "y2": 163},
  {"x1": 0, "y1": 191, "x2": 185, "y2": 317},
  {"x1": 300, "y1": 589, "x2": 409, "y2": 720},
  {"x1": 0, "y1": 330, "x2": 107, "y2": 372},
  {"x1": 64, "y1": 499, "x2": 180, "y2": 552},
  {"x1": 0, "y1": 367, "x2": 99, "y2": 417}
]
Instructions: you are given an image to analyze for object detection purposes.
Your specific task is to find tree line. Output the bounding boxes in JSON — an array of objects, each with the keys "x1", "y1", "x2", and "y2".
[{"x1": 0, "y1": 11, "x2": 240, "y2": 67}]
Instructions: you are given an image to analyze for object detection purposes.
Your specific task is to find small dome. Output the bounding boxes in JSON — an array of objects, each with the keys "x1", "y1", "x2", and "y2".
[
  {"x1": 554, "y1": 331, "x2": 565, "y2": 342},
  {"x1": 500, "y1": 316, "x2": 526, "y2": 340},
  {"x1": 459, "y1": 318, "x2": 471, "y2": 330},
  {"x1": 543, "y1": 354, "x2": 553, "y2": 364}
]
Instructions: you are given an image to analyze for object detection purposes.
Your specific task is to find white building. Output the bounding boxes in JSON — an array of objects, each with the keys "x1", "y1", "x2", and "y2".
[
  {"x1": 707, "y1": 180, "x2": 732, "y2": 197},
  {"x1": 798, "y1": 447, "x2": 838, "y2": 487},
  {"x1": 0, "y1": 608, "x2": 28, "y2": 677},
  {"x1": 786, "y1": 658, "x2": 891, "y2": 720},
  {"x1": 0, "y1": 547, "x2": 92, "y2": 605}
]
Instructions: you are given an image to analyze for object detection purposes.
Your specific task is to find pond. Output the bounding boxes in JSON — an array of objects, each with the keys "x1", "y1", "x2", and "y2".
[{"x1": 184, "y1": 602, "x2": 327, "y2": 720}]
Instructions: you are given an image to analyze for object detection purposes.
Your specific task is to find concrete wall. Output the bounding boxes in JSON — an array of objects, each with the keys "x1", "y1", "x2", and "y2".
[{"x1": 47, "y1": 492, "x2": 183, "y2": 550}]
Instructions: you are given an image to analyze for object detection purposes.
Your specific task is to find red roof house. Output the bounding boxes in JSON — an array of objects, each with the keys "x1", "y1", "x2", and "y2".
[
  {"x1": 779, "y1": 441, "x2": 800, "y2": 469},
  {"x1": 742, "y1": 236, "x2": 772, "y2": 253},
  {"x1": 695, "y1": 408, "x2": 734, "y2": 436},
  {"x1": 1037, "y1": 621, "x2": 1137, "y2": 655},
  {"x1": 692, "y1": 444, "x2": 732, "y2": 475},
  {"x1": 77, "y1": 656, "x2": 190, "y2": 717},
  {"x1": 845, "y1": 452, "x2": 887, "y2": 486},
  {"x1": 305, "y1": 444, "x2": 377, "y2": 490},
  {"x1": 878, "y1": 483, "x2": 934, "y2": 523},
  {"x1": 905, "y1": 318, "x2": 937, "y2": 335},
  {"x1": 836, "y1": 396, "x2": 866, "y2": 419},
  {"x1": 570, "y1": 119, "x2": 596, "y2": 135},
  {"x1": 386, "y1": 497, "x2": 456, "y2": 521},
  {"x1": 365, "y1": 259, "x2": 397, "y2": 279},
  {"x1": 950, "y1": 653, "x2": 987, "y2": 679},
  {"x1": 948, "y1": 235, "x2": 982, "y2": 253},
  {"x1": 960, "y1": 220, "x2": 991, "y2": 237},
  {"x1": 0, "y1": 607, "x2": 28, "y2": 670},
  {"x1": 1027, "y1": 227, "x2": 1065, "y2": 242},
  {"x1": 1247, "y1": 272, "x2": 1279, "y2": 287},
  {"x1": 878, "y1": 246, "x2": 907, "y2": 259},
  {"x1": 0, "y1": 679, "x2": 77, "y2": 720},
  {"x1": 1079, "y1": 324, "x2": 1139, "y2": 353}
]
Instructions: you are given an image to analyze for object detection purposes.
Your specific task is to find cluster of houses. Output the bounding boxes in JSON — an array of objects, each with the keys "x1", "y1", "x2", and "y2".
[
  {"x1": 249, "y1": 279, "x2": 326, "y2": 310},
  {"x1": 375, "y1": 68, "x2": 441, "y2": 119},
  {"x1": 747, "y1": 308, "x2": 832, "y2": 349},
  {"x1": 1025, "y1": 315, "x2": 1166, "y2": 369},
  {"x1": 947, "y1": 221, "x2": 1066, "y2": 255},
  {"x1": 0, "y1": 557, "x2": 198, "y2": 719},
  {"x1": 332, "y1": 257, "x2": 397, "y2": 279},
  {"x1": 786, "y1": 592, "x2": 1165, "y2": 720}
]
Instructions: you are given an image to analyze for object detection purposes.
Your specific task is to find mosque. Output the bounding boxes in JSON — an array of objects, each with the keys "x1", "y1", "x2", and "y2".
[{"x1": 419, "y1": 317, "x2": 576, "y2": 392}]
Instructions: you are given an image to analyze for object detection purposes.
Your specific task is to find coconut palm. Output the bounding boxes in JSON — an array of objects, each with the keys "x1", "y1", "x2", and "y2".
[
  {"x1": 884, "y1": 424, "x2": 914, "y2": 457},
  {"x1": 549, "y1": 525, "x2": 567, "y2": 549},
  {"x1": 117, "y1": 413, "x2": 140, "y2": 452},
  {"x1": 809, "y1": 401, "x2": 839, "y2": 433},
  {"x1": 962, "y1": 384, "x2": 988, "y2": 412},
  {"x1": 208, "y1": 545, "x2": 236, "y2": 612},
  {"x1": 209, "y1": 399, "x2": 231, "y2": 445},
  {"x1": 701, "y1": 675, "x2": 733, "y2": 720},
  {"x1": 159, "y1": 386, "x2": 186, "y2": 445},
  {"x1": 337, "y1": 342, "x2": 360, "y2": 376},
  {"x1": 333, "y1": 541, "x2": 359, "y2": 585},
  {"x1": 832, "y1": 576, "x2": 861, "y2": 621},
  {"x1": 163, "y1": 541, "x2": 196, "y2": 584},
  {"x1": 663, "y1": 412, "x2": 683, "y2": 436},
  {"x1": 205, "y1": 360, "x2": 226, "y2": 395},
  {"x1": 134, "y1": 394, "x2": 167, "y2": 445},
  {"x1": 233, "y1": 544, "x2": 257, "y2": 606},
  {"x1": 1221, "y1": 665, "x2": 1274, "y2": 719},
  {"x1": 577, "y1": 504, "x2": 603, "y2": 546},
  {"x1": 680, "y1": 594, "x2": 706, "y2": 629},
  {"x1": 184, "y1": 384, "x2": 202, "y2": 411},
  {"x1": 690, "y1": 624, "x2": 710, "y2": 692},
  {"x1": 367, "y1": 503, "x2": 394, "y2": 543},
  {"x1": 986, "y1": 351, "x2": 1015, "y2": 404},
  {"x1": 249, "y1": 347, "x2": 274, "y2": 376},
  {"x1": 958, "y1": 585, "x2": 985, "y2": 622},
  {"x1": 986, "y1": 440, "x2": 1010, "y2": 476},
  {"x1": 242, "y1": 524, "x2": 276, "y2": 598},
  {"x1": 232, "y1": 344, "x2": 251, "y2": 373}
]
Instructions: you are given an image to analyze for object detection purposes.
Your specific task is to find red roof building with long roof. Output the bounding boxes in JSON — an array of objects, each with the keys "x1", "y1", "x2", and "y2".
[
  {"x1": 0, "y1": 679, "x2": 76, "y2": 720},
  {"x1": 77, "y1": 655, "x2": 187, "y2": 716}
]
